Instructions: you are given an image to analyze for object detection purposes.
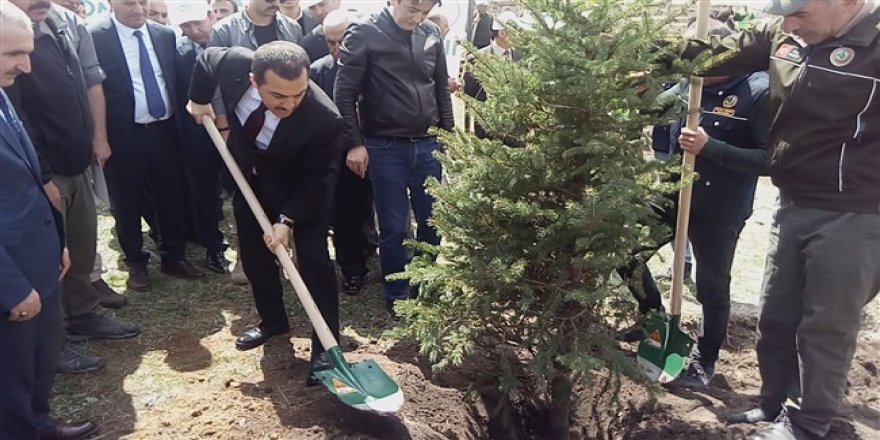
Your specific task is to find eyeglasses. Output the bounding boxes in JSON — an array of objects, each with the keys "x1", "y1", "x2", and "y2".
[{"x1": 149, "y1": 11, "x2": 168, "y2": 18}]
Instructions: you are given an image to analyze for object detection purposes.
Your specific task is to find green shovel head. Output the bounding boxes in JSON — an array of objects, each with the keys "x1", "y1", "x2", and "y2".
[
  {"x1": 636, "y1": 313, "x2": 694, "y2": 383},
  {"x1": 313, "y1": 347, "x2": 404, "y2": 413}
]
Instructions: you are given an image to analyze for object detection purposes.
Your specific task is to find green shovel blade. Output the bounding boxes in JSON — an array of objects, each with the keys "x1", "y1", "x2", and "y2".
[
  {"x1": 313, "y1": 347, "x2": 404, "y2": 413},
  {"x1": 636, "y1": 313, "x2": 694, "y2": 383}
]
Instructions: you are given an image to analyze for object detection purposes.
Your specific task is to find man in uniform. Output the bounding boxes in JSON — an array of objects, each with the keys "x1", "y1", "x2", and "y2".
[
  {"x1": 683, "y1": 1, "x2": 880, "y2": 438},
  {"x1": 335, "y1": 0, "x2": 454, "y2": 317}
]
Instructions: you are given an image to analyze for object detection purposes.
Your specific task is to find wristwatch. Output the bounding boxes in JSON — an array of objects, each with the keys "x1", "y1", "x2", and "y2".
[{"x1": 277, "y1": 214, "x2": 295, "y2": 228}]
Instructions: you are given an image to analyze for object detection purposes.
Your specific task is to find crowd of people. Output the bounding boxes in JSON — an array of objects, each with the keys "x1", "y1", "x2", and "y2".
[{"x1": 0, "y1": 0, "x2": 877, "y2": 439}]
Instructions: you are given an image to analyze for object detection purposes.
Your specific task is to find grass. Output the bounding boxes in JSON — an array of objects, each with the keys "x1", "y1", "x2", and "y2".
[
  {"x1": 51, "y1": 203, "x2": 398, "y2": 437},
  {"x1": 50, "y1": 177, "x2": 879, "y2": 438}
]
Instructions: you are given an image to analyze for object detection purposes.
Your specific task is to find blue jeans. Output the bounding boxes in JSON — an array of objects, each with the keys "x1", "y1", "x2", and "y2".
[{"x1": 365, "y1": 136, "x2": 442, "y2": 301}]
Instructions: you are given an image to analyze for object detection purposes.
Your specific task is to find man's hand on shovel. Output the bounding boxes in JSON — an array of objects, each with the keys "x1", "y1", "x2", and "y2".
[
  {"x1": 264, "y1": 223, "x2": 290, "y2": 252},
  {"x1": 187, "y1": 100, "x2": 215, "y2": 124}
]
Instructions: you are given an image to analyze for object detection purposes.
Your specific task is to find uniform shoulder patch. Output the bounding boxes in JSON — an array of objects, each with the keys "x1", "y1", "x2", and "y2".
[{"x1": 774, "y1": 43, "x2": 804, "y2": 63}]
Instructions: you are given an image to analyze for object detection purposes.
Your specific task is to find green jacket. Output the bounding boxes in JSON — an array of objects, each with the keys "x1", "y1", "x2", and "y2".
[{"x1": 683, "y1": 8, "x2": 880, "y2": 213}]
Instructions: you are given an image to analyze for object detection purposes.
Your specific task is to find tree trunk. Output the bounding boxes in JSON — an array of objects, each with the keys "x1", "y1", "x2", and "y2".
[{"x1": 547, "y1": 370, "x2": 573, "y2": 439}]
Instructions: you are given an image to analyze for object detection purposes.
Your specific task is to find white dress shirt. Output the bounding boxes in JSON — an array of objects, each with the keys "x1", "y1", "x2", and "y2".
[
  {"x1": 234, "y1": 87, "x2": 281, "y2": 151},
  {"x1": 112, "y1": 15, "x2": 172, "y2": 123},
  {"x1": 490, "y1": 41, "x2": 513, "y2": 60}
]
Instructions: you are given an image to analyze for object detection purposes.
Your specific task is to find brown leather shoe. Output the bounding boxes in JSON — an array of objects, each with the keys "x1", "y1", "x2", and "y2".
[
  {"x1": 160, "y1": 259, "x2": 206, "y2": 280},
  {"x1": 44, "y1": 420, "x2": 98, "y2": 440},
  {"x1": 126, "y1": 265, "x2": 151, "y2": 292},
  {"x1": 92, "y1": 279, "x2": 128, "y2": 309}
]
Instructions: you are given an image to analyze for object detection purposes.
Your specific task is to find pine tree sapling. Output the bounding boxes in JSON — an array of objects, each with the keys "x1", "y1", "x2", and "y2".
[{"x1": 395, "y1": 0, "x2": 690, "y2": 436}]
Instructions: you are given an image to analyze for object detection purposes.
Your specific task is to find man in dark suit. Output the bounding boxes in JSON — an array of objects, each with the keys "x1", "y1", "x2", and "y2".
[
  {"x1": 310, "y1": 10, "x2": 372, "y2": 295},
  {"x1": 89, "y1": 0, "x2": 204, "y2": 291},
  {"x1": 0, "y1": 2, "x2": 96, "y2": 438},
  {"x1": 169, "y1": 1, "x2": 228, "y2": 275},
  {"x1": 463, "y1": 11, "x2": 523, "y2": 142},
  {"x1": 299, "y1": 0, "x2": 343, "y2": 62},
  {"x1": 187, "y1": 42, "x2": 344, "y2": 385}
]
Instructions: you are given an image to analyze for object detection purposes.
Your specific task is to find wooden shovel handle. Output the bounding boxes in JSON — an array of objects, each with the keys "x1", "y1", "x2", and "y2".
[
  {"x1": 671, "y1": 0, "x2": 711, "y2": 316},
  {"x1": 202, "y1": 116, "x2": 340, "y2": 352}
]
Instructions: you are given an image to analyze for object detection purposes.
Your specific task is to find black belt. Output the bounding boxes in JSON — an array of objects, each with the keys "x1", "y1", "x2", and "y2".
[
  {"x1": 133, "y1": 118, "x2": 172, "y2": 129},
  {"x1": 381, "y1": 135, "x2": 434, "y2": 143}
]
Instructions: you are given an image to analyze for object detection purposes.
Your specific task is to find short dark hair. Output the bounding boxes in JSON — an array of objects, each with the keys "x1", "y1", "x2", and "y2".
[
  {"x1": 252, "y1": 41, "x2": 310, "y2": 85},
  {"x1": 400, "y1": 0, "x2": 442, "y2": 8},
  {"x1": 214, "y1": 0, "x2": 239, "y2": 12}
]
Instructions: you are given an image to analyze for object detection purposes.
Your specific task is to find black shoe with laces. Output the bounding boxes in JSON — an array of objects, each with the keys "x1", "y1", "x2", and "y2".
[
  {"x1": 205, "y1": 250, "x2": 228, "y2": 274},
  {"x1": 342, "y1": 274, "x2": 365, "y2": 296},
  {"x1": 57, "y1": 342, "x2": 104, "y2": 374},
  {"x1": 670, "y1": 361, "x2": 714, "y2": 388},
  {"x1": 385, "y1": 299, "x2": 400, "y2": 321}
]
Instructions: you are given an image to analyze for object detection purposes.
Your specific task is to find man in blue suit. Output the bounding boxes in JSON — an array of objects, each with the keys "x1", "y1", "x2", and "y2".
[
  {"x1": 0, "y1": 1, "x2": 96, "y2": 438},
  {"x1": 89, "y1": 0, "x2": 205, "y2": 291}
]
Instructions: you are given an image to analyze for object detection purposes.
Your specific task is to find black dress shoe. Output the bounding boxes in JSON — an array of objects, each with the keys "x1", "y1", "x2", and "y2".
[
  {"x1": 306, "y1": 352, "x2": 333, "y2": 387},
  {"x1": 126, "y1": 265, "x2": 151, "y2": 292},
  {"x1": 160, "y1": 259, "x2": 206, "y2": 280},
  {"x1": 44, "y1": 420, "x2": 98, "y2": 440},
  {"x1": 205, "y1": 250, "x2": 228, "y2": 274},
  {"x1": 342, "y1": 274, "x2": 365, "y2": 296},
  {"x1": 385, "y1": 299, "x2": 400, "y2": 321},
  {"x1": 234, "y1": 326, "x2": 288, "y2": 351}
]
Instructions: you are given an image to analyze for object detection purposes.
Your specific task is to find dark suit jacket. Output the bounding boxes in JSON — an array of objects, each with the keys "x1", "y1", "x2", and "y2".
[
  {"x1": 463, "y1": 45, "x2": 523, "y2": 102},
  {"x1": 302, "y1": 25, "x2": 329, "y2": 62},
  {"x1": 188, "y1": 46, "x2": 344, "y2": 226},
  {"x1": 299, "y1": 11, "x2": 320, "y2": 36},
  {"x1": 309, "y1": 54, "x2": 337, "y2": 98},
  {"x1": 88, "y1": 18, "x2": 179, "y2": 149},
  {"x1": 0, "y1": 98, "x2": 63, "y2": 313},
  {"x1": 175, "y1": 38, "x2": 213, "y2": 151}
]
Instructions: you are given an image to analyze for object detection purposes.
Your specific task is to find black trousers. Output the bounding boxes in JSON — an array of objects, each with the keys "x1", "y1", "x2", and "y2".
[
  {"x1": 105, "y1": 120, "x2": 188, "y2": 265},
  {"x1": 181, "y1": 133, "x2": 226, "y2": 253},
  {"x1": 0, "y1": 292, "x2": 61, "y2": 438},
  {"x1": 233, "y1": 193, "x2": 339, "y2": 359},
  {"x1": 619, "y1": 199, "x2": 745, "y2": 368},
  {"x1": 331, "y1": 157, "x2": 374, "y2": 277}
]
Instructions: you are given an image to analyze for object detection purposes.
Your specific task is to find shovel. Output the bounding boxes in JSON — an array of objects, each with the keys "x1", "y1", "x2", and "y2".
[
  {"x1": 202, "y1": 117, "x2": 404, "y2": 413},
  {"x1": 637, "y1": 0, "x2": 711, "y2": 384}
]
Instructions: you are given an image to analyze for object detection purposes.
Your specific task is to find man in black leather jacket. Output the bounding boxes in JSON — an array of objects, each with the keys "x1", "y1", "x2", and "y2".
[{"x1": 334, "y1": 0, "x2": 453, "y2": 317}]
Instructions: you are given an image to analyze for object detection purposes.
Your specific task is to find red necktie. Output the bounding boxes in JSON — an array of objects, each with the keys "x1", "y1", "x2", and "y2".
[{"x1": 243, "y1": 103, "x2": 266, "y2": 145}]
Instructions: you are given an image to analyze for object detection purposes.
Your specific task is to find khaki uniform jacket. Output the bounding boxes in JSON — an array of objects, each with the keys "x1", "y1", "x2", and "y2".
[{"x1": 683, "y1": 7, "x2": 880, "y2": 213}]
